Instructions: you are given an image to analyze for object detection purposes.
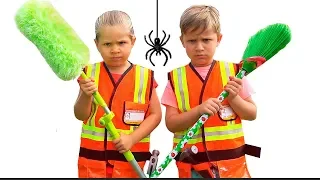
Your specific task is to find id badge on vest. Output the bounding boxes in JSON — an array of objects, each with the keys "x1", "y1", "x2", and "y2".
[
  {"x1": 124, "y1": 110, "x2": 145, "y2": 125},
  {"x1": 123, "y1": 101, "x2": 149, "y2": 125},
  {"x1": 218, "y1": 105, "x2": 237, "y2": 124}
]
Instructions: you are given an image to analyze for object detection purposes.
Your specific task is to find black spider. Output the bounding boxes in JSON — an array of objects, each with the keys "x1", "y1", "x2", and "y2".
[{"x1": 144, "y1": 30, "x2": 172, "y2": 66}]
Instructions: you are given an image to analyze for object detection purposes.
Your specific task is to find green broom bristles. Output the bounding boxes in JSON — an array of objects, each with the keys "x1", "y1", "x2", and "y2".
[
  {"x1": 14, "y1": 0, "x2": 89, "y2": 81},
  {"x1": 241, "y1": 23, "x2": 292, "y2": 73}
]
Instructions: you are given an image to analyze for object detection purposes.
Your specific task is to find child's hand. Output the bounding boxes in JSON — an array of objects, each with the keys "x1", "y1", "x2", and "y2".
[
  {"x1": 224, "y1": 76, "x2": 242, "y2": 100},
  {"x1": 113, "y1": 132, "x2": 134, "y2": 154},
  {"x1": 197, "y1": 98, "x2": 222, "y2": 116},
  {"x1": 78, "y1": 77, "x2": 97, "y2": 96}
]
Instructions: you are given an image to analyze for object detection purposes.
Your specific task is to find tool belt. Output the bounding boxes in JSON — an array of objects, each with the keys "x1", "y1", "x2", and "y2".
[{"x1": 174, "y1": 144, "x2": 261, "y2": 178}]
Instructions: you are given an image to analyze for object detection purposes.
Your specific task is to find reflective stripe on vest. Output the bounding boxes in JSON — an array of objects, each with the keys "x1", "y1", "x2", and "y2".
[
  {"x1": 172, "y1": 66, "x2": 191, "y2": 112},
  {"x1": 134, "y1": 65, "x2": 149, "y2": 104},
  {"x1": 219, "y1": 61, "x2": 236, "y2": 125},
  {"x1": 172, "y1": 61, "x2": 242, "y2": 144},
  {"x1": 81, "y1": 63, "x2": 150, "y2": 142},
  {"x1": 87, "y1": 62, "x2": 101, "y2": 107},
  {"x1": 173, "y1": 124, "x2": 243, "y2": 144},
  {"x1": 87, "y1": 62, "x2": 101, "y2": 126},
  {"x1": 81, "y1": 62, "x2": 103, "y2": 142}
]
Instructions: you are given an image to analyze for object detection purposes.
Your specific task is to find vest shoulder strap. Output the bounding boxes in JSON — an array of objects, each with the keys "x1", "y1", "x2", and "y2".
[
  {"x1": 84, "y1": 62, "x2": 101, "y2": 105},
  {"x1": 133, "y1": 64, "x2": 154, "y2": 104},
  {"x1": 135, "y1": 64, "x2": 154, "y2": 78},
  {"x1": 85, "y1": 62, "x2": 101, "y2": 88},
  {"x1": 218, "y1": 60, "x2": 237, "y2": 86},
  {"x1": 169, "y1": 65, "x2": 190, "y2": 112},
  {"x1": 167, "y1": 64, "x2": 187, "y2": 83}
]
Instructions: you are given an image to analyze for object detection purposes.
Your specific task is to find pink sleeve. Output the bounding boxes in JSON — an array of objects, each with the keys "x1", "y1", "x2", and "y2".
[
  {"x1": 239, "y1": 76, "x2": 255, "y2": 99},
  {"x1": 160, "y1": 81, "x2": 178, "y2": 108}
]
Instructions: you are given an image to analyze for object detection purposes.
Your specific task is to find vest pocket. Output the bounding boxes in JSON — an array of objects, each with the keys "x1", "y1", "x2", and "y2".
[{"x1": 123, "y1": 101, "x2": 149, "y2": 126}]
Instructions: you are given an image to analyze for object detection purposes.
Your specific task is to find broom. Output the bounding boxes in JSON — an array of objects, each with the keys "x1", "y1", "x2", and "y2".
[
  {"x1": 149, "y1": 23, "x2": 292, "y2": 178},
  {"x1": 14, "y1": 0, "x2": 146, "y2": 178}
]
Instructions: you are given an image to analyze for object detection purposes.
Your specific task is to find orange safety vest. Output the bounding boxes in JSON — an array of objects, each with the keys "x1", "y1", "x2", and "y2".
[
  {"x1": 78, "y1": 61, "x2": 154, "y2": 178},
  {"x1": 168, "y1": 60, "x2": 261, "y2": 178}
]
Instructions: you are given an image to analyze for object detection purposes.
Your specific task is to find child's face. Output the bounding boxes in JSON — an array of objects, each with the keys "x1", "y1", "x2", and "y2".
[
  {"x1": 180, "y1": 27, "x2": 222, "y2": 67},
  {"x1": 95, "y1": 25, "x2": 135, "y2": 67}
]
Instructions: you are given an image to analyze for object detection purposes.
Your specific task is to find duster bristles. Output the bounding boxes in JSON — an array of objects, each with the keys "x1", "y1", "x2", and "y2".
[
  {"x1": 241, "y1": 23, "x2": 292, "y2": 73},
  {"x1": 14, "y1": 0, "x2": 89, "y2": 81}
]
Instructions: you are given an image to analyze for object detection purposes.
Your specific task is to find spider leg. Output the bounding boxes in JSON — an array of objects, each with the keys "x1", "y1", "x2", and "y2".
[
  {"x1": 144, "y1": 35, "x2": 154, "y2": 47},
  {"x1": 156, "y1": 51, "x2": 161, "y2": 56},
  {"x1": 160, "y1": 49, "x2": 169, "y2": 66},
  {"x1": 145, "y1": 48, "x2": 155, "y2": 60},
  {"x1": 162, "y1": 47, "x2": 172, "y2": 59},
  {"x1": 160, "y1": 30, "x2": 167, "y2": 45},
  {"x1": 149, "y1": 50, "x2": 156, "y2": 66},
  {"x1": 148, "y1": 30, "x2": 155, "y2": 46},
  {"x1": 161, "y1": 32, "x2": 171, "y2": 46}
]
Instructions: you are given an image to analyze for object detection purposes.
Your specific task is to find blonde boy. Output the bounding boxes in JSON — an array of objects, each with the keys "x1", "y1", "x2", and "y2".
[{"x1": 161, "y1": 5, "x2": 260, "y2": 178}]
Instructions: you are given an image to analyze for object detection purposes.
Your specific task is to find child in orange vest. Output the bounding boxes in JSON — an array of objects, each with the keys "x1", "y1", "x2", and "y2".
[
  {"x1": 161, "y1": 5, "x2": 260, "y2": 178},
  {"x1": 74, "y1": 10, "x2": 162, "y2": 178}
]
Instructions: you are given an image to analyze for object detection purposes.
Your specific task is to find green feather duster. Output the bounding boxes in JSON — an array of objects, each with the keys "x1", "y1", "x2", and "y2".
[{"x1": 14, "y1": 0, "x2": 89, "y2": 81}]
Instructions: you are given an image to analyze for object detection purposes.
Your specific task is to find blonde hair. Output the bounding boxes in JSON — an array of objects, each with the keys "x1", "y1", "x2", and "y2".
[
  {"x1": 94, "y1": 10, "x2": 135, "y2": 40},
  {"x1": 180, "y1": 5, "x2": 221, "y2": 35}
]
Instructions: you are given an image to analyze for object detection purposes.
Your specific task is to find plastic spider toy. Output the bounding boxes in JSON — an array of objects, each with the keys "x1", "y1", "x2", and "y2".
[{"x1": 145, "y1": 30, "x2": 172, "y2": 66}]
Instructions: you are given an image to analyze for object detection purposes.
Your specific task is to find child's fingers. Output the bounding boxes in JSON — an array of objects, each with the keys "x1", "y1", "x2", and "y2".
[
  {"x1": 228, "y1": 85, "x2": 237, "y2": 92},
  {"x1": 87, "y1": 90, "x2": 95, "y2": 95},
  {"x1": 115, "y1": 143, "x2": 123, "y2": 150},
  {"x1": 117, "y1": 145, "x2": 126, "y2": 152},
  {"x1": 229, "y1": 76, "x2": 235, "y2": 80},
  {"x1": 81, "y1": 79, "x2": 92, "y2": 83},
  {"x1": 113, "y1": 138, "x2": 120, "y2": 144},
  {"x1": 91, "y1": 88, "x2": 98, "y2": 94},
  {"x1": 208, "y1": 100, "x2": 220, "y2": 111},
  {"x1": 87, "y1": 85, "x2": 97, "y2": 91},
  {"x1": 119, "y1": 149, "x2": 127, "y2": 154},
  {"x1": 230, "y1": 76, "x2": 242, "y2": 85},
  {"x1": 120, "y1": 132, "x2": 126, "y2": 136},
  {"x1": 225, "y1": 87, "x2": 235, "y2": 95},
  {"x1": 82, "y1": 84, "x2": 96, "y2": 92},
  {"x1": 79, "y1": 80, "x2": 93, "y2": 88},
  {"x1": 228, "y1": 81, "x2": 241, "y2": 88},
  {"x1": 206, "y1": 106, "x2": 217, "y2": 115},
  {"x1": 211, "y1": 98, "x2": 218, "y2": 103}
]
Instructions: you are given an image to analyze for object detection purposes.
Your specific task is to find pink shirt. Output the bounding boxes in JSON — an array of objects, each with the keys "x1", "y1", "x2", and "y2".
[{"x1": 161, "y1": 64, "x2": 255, "y2": 108}]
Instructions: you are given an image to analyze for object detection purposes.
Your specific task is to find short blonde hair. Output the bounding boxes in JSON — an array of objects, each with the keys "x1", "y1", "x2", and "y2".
[
  {"x1": 94, "y1": 10, "x2": 135, "y2": 39},
  {"x1": 180, "y1": 5, "x2": 220, "y2": 35}
]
